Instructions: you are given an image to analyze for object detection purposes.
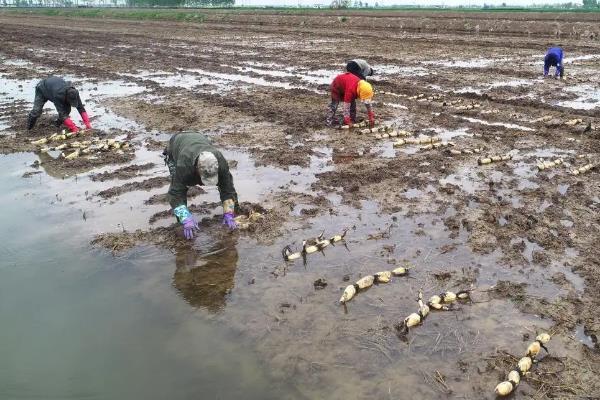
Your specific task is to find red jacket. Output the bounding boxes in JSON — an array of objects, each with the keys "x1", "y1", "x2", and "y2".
[{"x1": 331, "y1": 72, "x2": 360, "y2": 103}]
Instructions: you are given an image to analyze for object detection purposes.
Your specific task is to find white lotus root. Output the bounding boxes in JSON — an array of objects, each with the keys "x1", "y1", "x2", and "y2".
[
  {"x1": 537, "y1": 158, "x2": 563, "y2": 171},
  {"x1": 338, "y1": 120, "x2": 375, "y2": 130},
  {"x1": 396, "y1": 290, "x2": 428, "y2": 334},
  {"x1": 571, "y1": 163, "x2": 596, "y2": 175},
  {"x1": 447, "y1": 147, "x2": 484, "y2": 156},
  {"x1": 495, "y1": 333, "x2": 551, "y2": 396},
  {"x1": 420, "y1": 141, "x2": 455, "y2": 151},
  {"x1": 372, "y1": 129, "x2": 412, "y2": 139},
  {"x1": 564, "y1": 118, "x2": 583, "y2": 126},
  {"x1": 234, "y1": 211, "x2": 263, "y2": 230},
  {"x1": 31, "y1": 129, "x2": 89, "y2": 146},
  {"x1": 393, "y1": 136, "x2": 442, "y2": 147},
  {"x1": 477, "y1": 153, "x2": 512, "y2": 165},
  {"x1": 37, "y1": 134, "x2": 131, "y2": 159},
  {"x1": 427, "y1": 290, "x2": 471, "y2": 310},
  {"x1": 283, "y1": 229, "x2": 348, "y2": 262},
  {"x1": 391, "y1": 266, "x2": 410, "y2": 276},
  {"x1": 374, "y1": 271, "x2": 392, "y2": 283},
  {"x1": 339, "y1": 264, "x2": 412, "y2": 304},
  {"x1": 339, "y1": 275, "x2": 374, "y2": 304}
]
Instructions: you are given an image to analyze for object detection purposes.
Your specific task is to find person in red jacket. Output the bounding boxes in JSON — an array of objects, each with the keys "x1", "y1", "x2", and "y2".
[
  {"x1": 327, "y1": 72, "x2": 374, "y2": 127},
  {"x1": 27, "y1": 76, "x2": 92, "y2": 133}
]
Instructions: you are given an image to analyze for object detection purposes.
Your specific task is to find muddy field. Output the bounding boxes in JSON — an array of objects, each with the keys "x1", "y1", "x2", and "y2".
[{"x1": 1, "y1": 9, "x2": 599, "y2": 399}]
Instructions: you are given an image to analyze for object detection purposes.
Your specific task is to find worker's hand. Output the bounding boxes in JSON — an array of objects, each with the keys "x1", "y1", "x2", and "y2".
[
  {"x1": 368, "y1": 111, "x2": 375, "y2": 128},
  {"x1": 343, "y1": 116, "x2": 352, "y2": 127},
  {"x1": 63, "y1": 117, "x2": 79, "y2": 133},
  {"x1": 222, "y1": 212, "x2": 238, "y2": 230},
  {"x1": 81, "y1": 112, "x2": 92, "y2": 130},
  {"x1": 182, "y1": 215, "x2": 199, "y2": 240}
]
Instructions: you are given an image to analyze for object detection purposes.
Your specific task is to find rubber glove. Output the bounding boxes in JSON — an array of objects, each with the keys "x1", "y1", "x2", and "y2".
[
  {"x1": 343, "y1": 116, "x2": 352, "y2": 126},
  {"x1": 63, "y1": 117, "x2": 79, "y2": 133},
  {"x1": 368, "y1": 111, "x2": 375, "y2": 128},
  {"x1": 223, "y1": 212, "x2": 238, "y2": 230},
  {"x1": 182, "y1": 215, "x2": 198, "y2": 240},
  {"x1": 81, "y1": 112, "x2": 92, "y2": 129}
]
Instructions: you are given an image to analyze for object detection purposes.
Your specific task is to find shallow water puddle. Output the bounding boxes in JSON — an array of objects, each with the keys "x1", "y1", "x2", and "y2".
[
  {"x1": 575, "y1": 325, "x2": 598, "y2": 350},
  {"x1": 557, "y1": 84, "x2": 600, "y2": 110}
]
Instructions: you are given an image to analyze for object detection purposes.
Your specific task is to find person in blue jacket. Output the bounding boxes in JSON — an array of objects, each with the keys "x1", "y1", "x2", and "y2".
[{"x1": 544, "y1": 47, "x2": 564, "y2": 79}]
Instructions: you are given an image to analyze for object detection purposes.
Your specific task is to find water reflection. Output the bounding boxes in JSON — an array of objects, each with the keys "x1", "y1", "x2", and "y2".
[{"x1": 172, "y1": 234, "x2": 238, "y2": 313}]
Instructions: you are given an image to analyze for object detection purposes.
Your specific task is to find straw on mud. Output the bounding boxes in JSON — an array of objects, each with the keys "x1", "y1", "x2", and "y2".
[{"x1": 420, "y1": 369, "x2": 452, "y2": 394}]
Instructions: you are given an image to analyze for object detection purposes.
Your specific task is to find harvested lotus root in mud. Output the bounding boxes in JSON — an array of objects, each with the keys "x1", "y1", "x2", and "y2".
[
  {"x1": 338, "y1": 120, "x2": 377, "y2": 130},
  {"x1": 427, "y1": 289, "x2": 471, "y2": 310},
  {"x1": 394, "y1": 289, "x2": 429, "y2": 335},
  {"x1": 339, "y1": 265, "x2": 411, "y2": 304},
  {"x1": 379, "y1": 90, "x2": 407, "y2": 98},
  {"x1": 571, "y1": 163, "x2": 596, "y2": 175},
  {"x1": 57, "y1": 138, "x2": 131, "y2": 160},
  {"x1": 446, "y1": 147, "x2": 484, "y2": 156},
  {"x1": 495, "y1": 333, "x2": 551, "y2": 396},
  {"x1": 537, "y1": 158, "x2": 564, "y2": 171},
  {"x1": 393, "y1": 136, "x2": 442, "y2": 147},
  {"x1": 407, "y1": 93, "x2": 442, "y2": 102},
  {"x1": 372, "y1": 129, "x2": 413, "y2": 139},
  {"x1": 30, "y1": 129, "x2": 89, "y2": 145},
  {"x1": 282, "y1": 229, "x2": 348, "y2": 262},
  {"x1": 234, "y1": 210, "x2": 263, "y2": 230},
  {"x1": 419, "y1": 141, "x2": 455, "y2": 151},
  {"x1": 564, "y1": 118, "x2": 583, "y2": 126},
  {"x1": 35, "y1": 133, "x2": 132, "y2": 160},
  {"x1": 477, "y1": 153, "x2": 512, "y2": 165}
]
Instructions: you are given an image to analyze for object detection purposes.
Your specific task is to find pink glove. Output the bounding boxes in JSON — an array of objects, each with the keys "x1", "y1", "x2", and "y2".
[
  {"x1": 222, "y1": 212, "x2": 238, "y2": 230},
  {"x1": 63, "y1": 118, "x2": 79, "y2": 133},
  {"x1": 368, "y1": 111, "x2": 375, "y2": 128},
  {"x1": 81, "y1": 112, "x2": 92, "y2": 129}
]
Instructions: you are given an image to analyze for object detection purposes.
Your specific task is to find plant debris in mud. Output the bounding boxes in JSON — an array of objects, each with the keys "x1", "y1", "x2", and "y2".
[
  {"x1": 97, "y1": 176, "x2": 170, "y2": 199},
  {"x1": 89, "y1": 162, "x2": 156, "y2": 182}
]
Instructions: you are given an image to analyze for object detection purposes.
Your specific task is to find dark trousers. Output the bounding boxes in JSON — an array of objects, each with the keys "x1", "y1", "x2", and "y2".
[
  {"x1": 326, "y1": 100, "x2": 356, "y2": 126},
  {"x1": 27, "y1": 84, "x2": 47, "y2": 129}
]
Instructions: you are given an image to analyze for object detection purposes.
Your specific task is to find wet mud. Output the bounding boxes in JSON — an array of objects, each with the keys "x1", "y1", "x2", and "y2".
[{"x1": 1, "y1": 10, "x2": 600, "y2": 400}]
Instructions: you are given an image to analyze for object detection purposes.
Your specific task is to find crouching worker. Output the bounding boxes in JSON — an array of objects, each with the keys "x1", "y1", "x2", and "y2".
[
  {"x1": 27, "y1": 76, "x2": 92, "y2": 133},
  {"x1": 327, "y1": 72, "x2": 375, "y2": 128},
  {"x1": 164, "y1": 132, "x2": 239, "y2": 240},
  {"x1": 544, "y1": 47, "x2": 564, "y2": 79}
]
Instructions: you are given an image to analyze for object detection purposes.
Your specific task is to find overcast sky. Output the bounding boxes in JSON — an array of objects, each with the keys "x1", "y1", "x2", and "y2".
[{"x1": 236, "y1": 0, "x2": 579, "y2": 6}]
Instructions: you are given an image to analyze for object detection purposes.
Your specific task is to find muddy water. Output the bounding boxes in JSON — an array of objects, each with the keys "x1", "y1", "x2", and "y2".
[{"x1": 0, "y1": 153, "x2": 299, "y2": 400}]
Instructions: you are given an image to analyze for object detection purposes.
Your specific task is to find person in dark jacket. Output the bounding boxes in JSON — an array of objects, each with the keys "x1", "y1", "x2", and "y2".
[
  {"x1": 164, "y1": 132, "x2": 239, "y2": 240},
  {"x1": 544, "y1": 47, "x2": 564, "y2": 79},
  {"x1": 27, "y1": 76, "x2": 92, "y2": 133}
]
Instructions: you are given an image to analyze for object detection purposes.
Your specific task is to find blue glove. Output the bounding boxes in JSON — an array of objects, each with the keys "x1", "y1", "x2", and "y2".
[
  {"x1": 182, "y1": 215, "x2": 198, "y2": 240},
  {"x1": 223, "y1": 212, "x2": 238, "y2": 230}
]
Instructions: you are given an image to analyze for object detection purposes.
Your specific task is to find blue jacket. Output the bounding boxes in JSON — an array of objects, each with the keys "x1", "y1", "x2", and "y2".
[{"x1": 544, "y1": 47, "x2": 563, "y2": 77}]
